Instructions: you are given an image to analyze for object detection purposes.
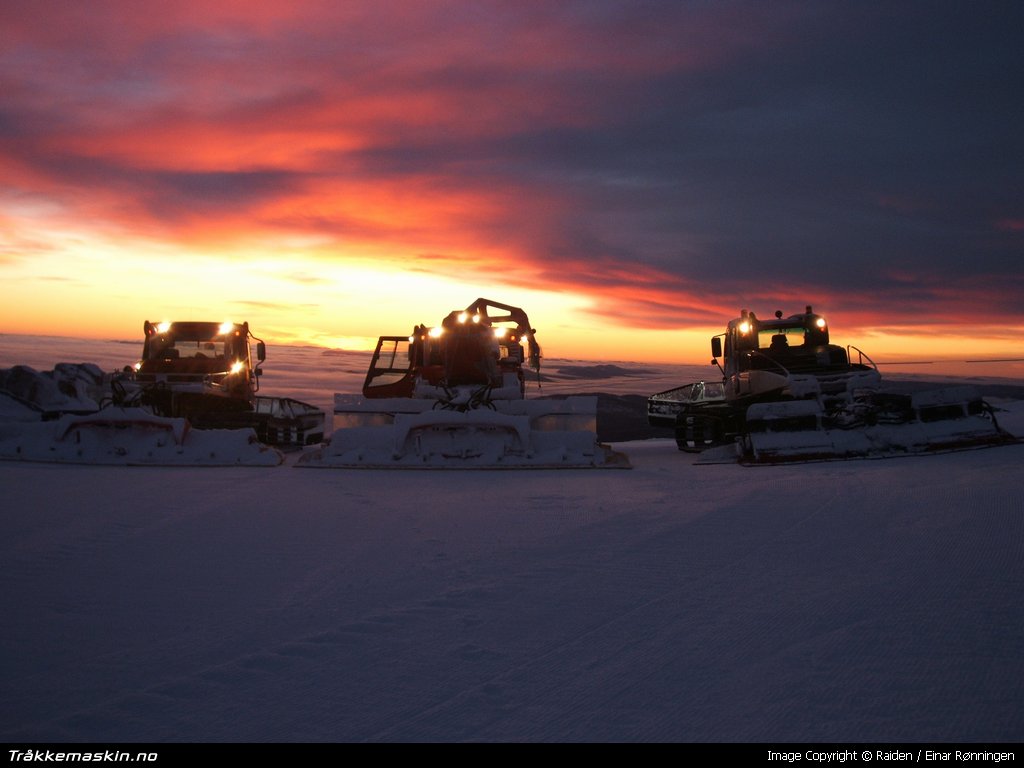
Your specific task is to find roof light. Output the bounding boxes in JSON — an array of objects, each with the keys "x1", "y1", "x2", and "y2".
[
  {"x1": 815, "y1": 318, "x2": 826, "y2": 329},
  {"x1": 156, "y1": 321, "x2": 171, "y2": 334},
  {"x1": 218, "y1": 321, "x2": 235, "y2": 336}
]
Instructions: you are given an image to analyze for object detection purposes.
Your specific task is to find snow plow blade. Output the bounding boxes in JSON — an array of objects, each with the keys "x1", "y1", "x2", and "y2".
[
  {"x1": 298, "y1": 395, "x2": 628, "y2": 469},
  {"x1": 0, "y1": 407, "x2": 283, "y2": 466},
  {"x1": 187, "y1": 396, "x2": 325, "y2": 448},
  {"x1": 742, "y1": 386, "x2": 1017, "y2": 464}
]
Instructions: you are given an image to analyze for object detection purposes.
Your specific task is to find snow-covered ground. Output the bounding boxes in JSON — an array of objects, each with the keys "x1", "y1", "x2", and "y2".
[{"x1": 1, "y1": 335, "x2": 1023, "y2": 742}]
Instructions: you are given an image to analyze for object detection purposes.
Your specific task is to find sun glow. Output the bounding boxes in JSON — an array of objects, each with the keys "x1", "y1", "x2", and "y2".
[{"x1": 0, "y1": 219, "x2": 621, "y2": 359}]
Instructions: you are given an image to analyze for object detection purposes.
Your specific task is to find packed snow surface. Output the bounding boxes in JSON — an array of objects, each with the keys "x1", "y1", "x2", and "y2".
[
  {"x1": 0, "y1": 409, "x2": 283, "y2": 467},
  {"x1": 1, "y1": 335, "x2": 1023, "y2": 742}
]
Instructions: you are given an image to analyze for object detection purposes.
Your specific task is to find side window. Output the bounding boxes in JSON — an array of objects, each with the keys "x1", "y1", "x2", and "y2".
[{"x1": 366, "y1": 338, "x2": 414, "y2": 388}]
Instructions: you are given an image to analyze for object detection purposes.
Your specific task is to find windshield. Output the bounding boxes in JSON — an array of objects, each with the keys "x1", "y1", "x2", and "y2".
[
  {"x1": 148, "y1": 338, "x2": 228, "y2": 360},
  {"x1": 760, "y1": 326, "x2": 819, "y2": 350}
]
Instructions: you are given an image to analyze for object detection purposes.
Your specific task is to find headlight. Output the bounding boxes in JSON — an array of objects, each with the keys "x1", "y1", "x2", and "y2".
[
  {"x1": 428, "y1": 326, "x2": 444, "y2": 338},
  {"x1": 738, "y1": 321, "x2": 751, "y2": 335},
  {"x1": 230, "y1": 361, "x2": 245, "y2": 374}
]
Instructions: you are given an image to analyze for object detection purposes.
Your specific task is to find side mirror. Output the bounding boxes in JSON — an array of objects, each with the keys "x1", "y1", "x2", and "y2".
[
  {"x1": 711, "y1": 337, "x2": 722, "y2": 359},
  {"x1": 256, "y1": 341, "x2": 266, "y2": 362}
]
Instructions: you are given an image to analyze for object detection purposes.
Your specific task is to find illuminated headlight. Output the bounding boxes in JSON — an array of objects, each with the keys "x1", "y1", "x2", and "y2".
[
  {"x1": 133, "y1": 361, "x2": 142, "y2": 372},
  {"x1": 815, "y1": 318, "x2": 826, "y2": 329},
  {"x1": 156, "y1": 321, "x2": 171, "y2": 334},
  {"x1": 428, "y1": 326, "x2": 444, "y2": 338},
  {"x1": 493, "y1": 327, "x2": 508, "y2": 338},
  {"x1": 408, "y1": 335, "x2": 415, "y2": 343},
  {"x1": 457, "y1": 312, "x2": 468, "y2": 324},
  {"x1": 229, "y1": 361, "x2": 245, "y2": 375},
  {"x1": 218, "y1": 321, "x2": 235, "y2": 336},
  {"x1": 472, "y1": 314, "x2": 481, "y2": 323},
  {"x1": 738, "y1": 321, "x2": 751, "y2": 335}
]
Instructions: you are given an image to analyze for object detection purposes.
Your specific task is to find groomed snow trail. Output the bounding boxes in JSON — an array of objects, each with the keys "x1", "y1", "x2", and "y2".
[{"x1": 2, "y1": 420, "x2": 1023, "y2": 742}]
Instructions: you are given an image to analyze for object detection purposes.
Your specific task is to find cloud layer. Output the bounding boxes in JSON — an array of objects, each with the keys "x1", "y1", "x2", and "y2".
[{"x1": 2, "y1": 0, "x2": 1022, "y2": 338}]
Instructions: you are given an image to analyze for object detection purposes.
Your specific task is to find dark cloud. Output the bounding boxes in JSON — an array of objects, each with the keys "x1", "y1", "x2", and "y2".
[
  {"x1": 302, "y1": 4, "x2": 1022, "y2": 329},
  {"x1": 146, "y1": 169, "x2": 299, "y2": 212},
  {"x1": 9, "y1": 150, "x2": 303, "y2": 222}
]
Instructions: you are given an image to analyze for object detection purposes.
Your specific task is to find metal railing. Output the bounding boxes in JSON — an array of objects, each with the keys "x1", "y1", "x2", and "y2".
[{"x1": 847, "y1": 345, "x2": 878, "y2": 371}]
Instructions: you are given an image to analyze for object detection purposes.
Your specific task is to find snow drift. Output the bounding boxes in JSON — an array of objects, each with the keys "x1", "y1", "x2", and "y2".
[{"x1": 0, "y1": 365, "x2": 282, "y2": 466}]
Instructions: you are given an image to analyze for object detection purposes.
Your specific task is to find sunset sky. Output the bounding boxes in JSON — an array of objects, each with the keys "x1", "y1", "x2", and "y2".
[{"x1": 2, "y1": 1, "x2": 1022, "y2": 366}]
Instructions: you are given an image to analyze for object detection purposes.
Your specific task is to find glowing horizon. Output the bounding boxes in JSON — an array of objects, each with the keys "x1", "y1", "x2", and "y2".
[{"x1": 3, "y1": 217, "x2": 1023, "y2": 369}]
